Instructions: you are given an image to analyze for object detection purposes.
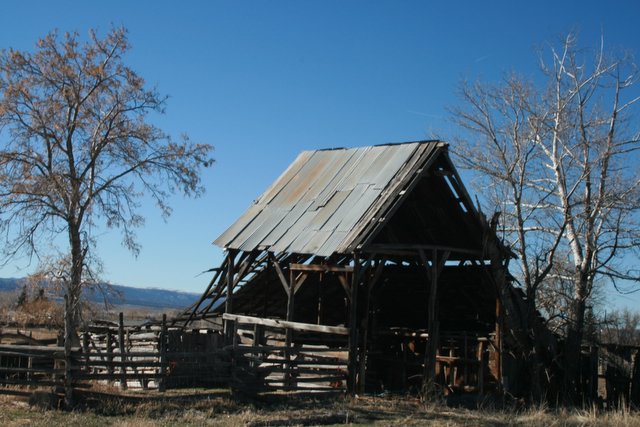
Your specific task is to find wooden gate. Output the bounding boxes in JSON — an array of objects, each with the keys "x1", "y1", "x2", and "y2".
[{"x1": 224, "y1": 314, "x2": 348, "y2": 394}]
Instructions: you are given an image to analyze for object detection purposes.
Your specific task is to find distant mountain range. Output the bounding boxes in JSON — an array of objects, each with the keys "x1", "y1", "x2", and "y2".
[{"x1": 0, "y1": 277, "x2": 201, "y2": 310}]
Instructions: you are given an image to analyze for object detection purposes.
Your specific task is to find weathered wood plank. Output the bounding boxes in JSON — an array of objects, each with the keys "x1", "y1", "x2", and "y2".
[
  {"x1": 289, "y1": 263, "x2": 354, "y2": 273},
  {"x1": 223, "y1": 314, "x2": 349, "y2": 335}
]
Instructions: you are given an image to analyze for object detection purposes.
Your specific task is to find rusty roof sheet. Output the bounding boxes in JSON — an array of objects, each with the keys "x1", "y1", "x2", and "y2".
[{"x1": 214, "y1": 141, "x2": 446, "y2": 256}]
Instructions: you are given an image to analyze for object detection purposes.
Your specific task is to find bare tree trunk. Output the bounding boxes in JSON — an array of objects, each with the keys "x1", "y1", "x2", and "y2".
[
  {"x1": 66, "y1": 223, "x2": 83, "y2": 346},
  {"x1": 563, "y1": 273, "x2": 589, "y2": 404}
]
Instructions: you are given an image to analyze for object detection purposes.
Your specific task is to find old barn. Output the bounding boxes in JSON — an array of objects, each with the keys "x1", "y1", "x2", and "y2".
[{"x1": 179, "y1": 140, "x2": 527, "y2": 396}]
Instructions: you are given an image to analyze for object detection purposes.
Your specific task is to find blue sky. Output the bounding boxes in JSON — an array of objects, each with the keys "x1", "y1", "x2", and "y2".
[{"x1": 1, "y1": 1, "x2": 639, "y2": 311}]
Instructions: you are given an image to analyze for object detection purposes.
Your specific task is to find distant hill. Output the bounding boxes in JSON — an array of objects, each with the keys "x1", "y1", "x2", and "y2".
[{"x1": 0, "y1": 277, "x2": 200, "y2": 310}]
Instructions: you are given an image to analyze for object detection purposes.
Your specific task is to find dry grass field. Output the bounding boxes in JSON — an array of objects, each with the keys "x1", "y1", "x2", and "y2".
[{"x1": 1, "y1": 387, "x2": 640, "y2": 427}]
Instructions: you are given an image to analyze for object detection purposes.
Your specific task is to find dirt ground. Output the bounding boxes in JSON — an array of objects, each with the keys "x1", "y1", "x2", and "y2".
[{"x1": 1, "y1": 387, "x2": 640, "y2": 427}]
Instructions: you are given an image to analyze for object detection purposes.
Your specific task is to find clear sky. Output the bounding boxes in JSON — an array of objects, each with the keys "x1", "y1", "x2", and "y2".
[{"x1": 1, "y1": 1, "x2": 639, "y2": 311}]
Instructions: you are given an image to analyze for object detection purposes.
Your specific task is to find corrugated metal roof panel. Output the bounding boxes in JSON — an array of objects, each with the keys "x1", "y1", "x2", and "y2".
[{"x1": 214, "y1": 141, "x2": 445, "y2": 255}]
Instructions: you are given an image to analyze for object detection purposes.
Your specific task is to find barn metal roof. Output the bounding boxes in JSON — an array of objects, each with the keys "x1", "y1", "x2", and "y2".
[{"x1": 214, "y1": 141, "x2": 446, "y2": 256}]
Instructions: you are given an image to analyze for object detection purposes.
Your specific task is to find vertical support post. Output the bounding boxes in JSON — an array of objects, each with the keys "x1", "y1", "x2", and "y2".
[
  {"x1": 224, "y1": 250, "x2": 236, "y2": 343},
  {"x1": 630, "y1": 349, "x2": 640, "y2": 408},
  {"x1": 317, "y1": 273, "x2": 323, "y2": 325},
  {"x1": 63, "y1": 294, "x2": 74, "y2": 408},
  {"x1": 286, "y1": 268, "x2": 295, "y2": 322},
  {"x1": 82, "y1": 331, "x2": 90, "y2": 374},
  {"x1": 225, "y1": 250, "x2": 236, "y2": 314},
  {"x1": 477, "y1": 339, "x2": 486, "y2": 395},
  {"x1": 252, "y1": 323, "x2": 264, "y2": 365},
  {"x1": 423, "y1": 250, "x2": 440, "y2": 395},
  {"x1": 588, "y1": 345, "x2": 598, "y2": 403},
  {"x1": 158, "y1": 313, "x2": 167, "y2": 392},
  {"x1": 357, "y1": 266, "x2": 373, "y2": 395},
  {"x1": 106, "y1": 329, "x2": 114, "y2": 385},
  {"x1": 347, "y1": 255, "x2": 360, "y2": 395},
  {"x1": 463, "y1": 331, "x2": 469, "y2": 386},
  {"x1": 285, "y1": 269, "x2": 296, "y2": 388},
  {"x1": 27, "y1": 355, "x2": 32, "y2": 383},
  {"x1": 118, "y1": 312, "x2": 127, "y2": 390},
  {"x1": 494, "y1": 296, "x2": 502, "y2": 390}
]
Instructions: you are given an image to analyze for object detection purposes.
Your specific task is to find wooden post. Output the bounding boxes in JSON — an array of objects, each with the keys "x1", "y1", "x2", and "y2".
[
  {"x1": 82, "y1": 331, "x2": 90, "y2": 374},
  {"x1": 106, "y1": 329, "x2": 114, "y2": 385},
  {"x1": 423, "y1": 250, "x2": 440, "y2": 395},
  {"x1": 224, "y1": 250, "x2": 236, "y2": 343},
  {"x1": 357, "y1": 271, "x2": 373, "y2": 394},
  {"x1": 252, "y1": 323, "x2": 264, "y2": 368},
  {"x1": 283, "y1": 268, "x2": 295, "y2": 387},
  {"x1": 347, "y1": 256, "x2": 360, "y2": 395},
  {"x1": 317, "y1": 273, "x2": 323, "y2": 324},
  {"x1": 286, "y1": 268, "x2": 295, "y2": 322},
  {"x1": 118, "y1": 312, "x2": 127, "y2": 390},
  {"x1": 631, "y1": 349, "x2": 640, "y2": 408},
  {"x1": 589, "y1": 345, "x2": 599, "y2": 403},
  {"x1": 463, "y1": 332, "x2": 469, "y2": 387},
  {"x1": 27, "y1": 355, "x2": 32, "y2": 383},
  {"x1": 158, "y1": 314, "x2": 167, "y2": 392},
  {"x1": 230, "y1": 319, "x2": 240, "y2": 391},
  {"x1": 225, "y1": 250, "x2": 236, "y2": 314},
  {"x1": 477, "y1": 339, "x2": 486, "y2": 395},
  {"x1": 494, "y1": 296, "x2": 502, "y2": 391},
  {"x1": 63, "y1": 294, "x2": 74, "y2": 408}
]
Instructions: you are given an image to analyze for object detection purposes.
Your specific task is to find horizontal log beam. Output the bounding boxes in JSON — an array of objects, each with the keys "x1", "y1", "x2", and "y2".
[
  {"x1": 364, "y1": 243, "x2": 483, "y2": 257},
  {"x1": 223, "y1": 313, "x2": 349, "y2": 336},
  {"x1": 289, "y1": 263, "x2": 354, "y2": 273}
]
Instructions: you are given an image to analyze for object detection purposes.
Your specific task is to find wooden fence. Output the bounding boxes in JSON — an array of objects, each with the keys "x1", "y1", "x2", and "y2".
[
  {"x1": 0, "y1": 313, "x2": 231, "y2": 401},
  {"x1": 1, "y1": 313, "x2": 639, "y2": 407},
  {"x1": 80, "y1": 314, "x2": 229, "y2": 390},
  {"x1": 0, "y1": 312, "x2": 349, "y2": 400},
  {"x1": 0, "y1": 343, "x2": 69, "y2": 393},
  {"x1": 224, "y1": 313, "x2": 349, "y2": 394}
]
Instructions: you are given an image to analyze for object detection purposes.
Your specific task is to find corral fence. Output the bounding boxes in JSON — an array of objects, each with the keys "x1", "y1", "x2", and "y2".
[
  {"x1": 0, "y1": 312, "x2": 349, "y2": 404},
  {"x1": 592, "y1": 344, "x2": 640, "y2": 409},
  {"x1": 224, "y1": 313, "x2": 348, "y2": 394}
]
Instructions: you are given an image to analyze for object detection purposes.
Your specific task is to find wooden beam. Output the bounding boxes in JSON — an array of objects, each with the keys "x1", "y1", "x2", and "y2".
[
  {"x1": 222, "y1": 314, "x2": 349, "y2": 335},
  {"x1": 337, "y1": 275, "x2": 351, "y2": 301},
  {"x1": 287, "y1": 268, "x2": 295, "y2": 321},
  {"x1": 347, "y1": 255, "x2": 361, "y2": 395},
  {"x1": 225, "y1": 250, "x2": 236, "y2": 315},
  {"x1": 272, "y1": 259, "x2": 291, "y2": 296},
  {"x1": 421, "y1": 249, "x2": 450, "y2": 394},
  {"x1": 292, "y1": 272, "x2": 309, "y2": 295},
  {"x1": 357, "y1": 258, "x2": 384, "y2": 394},
  {"x1": 289, "y1": 263, "x2": 354, "y2": 274},
  {"x1": 174, "y1": 259, "x2": 225, "y2": 327},
  {"x1": 494, "y1": 295, "x2": 502, "y2": 390},
  {"x1": 365, "y1": 243, "x2": 482, "y2": 257}
]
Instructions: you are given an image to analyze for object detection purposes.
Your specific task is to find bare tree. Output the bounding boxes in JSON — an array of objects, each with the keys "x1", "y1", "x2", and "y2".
[
  {"x1": 0, "y1": 28, "x2": 213, "y2": 337},
  {"x1": 452, "y1": 33, "x2": 640, "y2": 401},
  {"x1": 600, "y1": 308, "x2": 640, "y2": 347}
]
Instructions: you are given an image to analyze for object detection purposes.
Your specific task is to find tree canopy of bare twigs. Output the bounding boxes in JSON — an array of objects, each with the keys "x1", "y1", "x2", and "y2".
[
  {"x1": 451, "y1": 32, "x2": 640, "y2": 401},
  {"x1": 0, "y1": 28, "x2": 213, "y2": 334}
]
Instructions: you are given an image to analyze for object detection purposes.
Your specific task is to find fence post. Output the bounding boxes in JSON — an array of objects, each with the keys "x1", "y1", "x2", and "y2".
[
  {"x1": 82, "y1": 331, "x2": 90, "y2": 374},
  {"x1": 228, "y1": 319, "x2": 237, "y2": 389},
  {"x1": 63, "y1": 295, "x2": 74, "y2": 408},
  {"x1": 118, "y1": 312, "x2": 128, "y2": 390},
  {"x1": 159, "y1": 314, "x2": 167, "y2": 392},
  {"x1": 631, "y1": 350, "x2": 640, "y2": 409},
  {"x1": 106, "y1": 329, "x2": 114, "y2": 385}
]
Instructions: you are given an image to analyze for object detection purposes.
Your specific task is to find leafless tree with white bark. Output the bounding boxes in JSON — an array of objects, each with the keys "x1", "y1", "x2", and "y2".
[{"x1": 452, "y1": 32, "x2": 640, "y2": 401}]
